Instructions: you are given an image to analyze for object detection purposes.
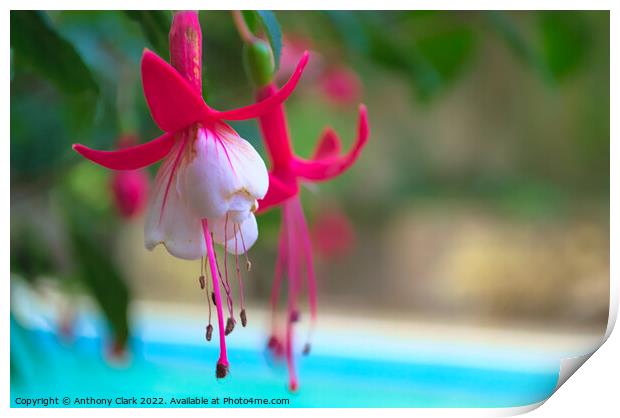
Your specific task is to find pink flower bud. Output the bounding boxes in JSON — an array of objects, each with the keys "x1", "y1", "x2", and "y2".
[{"x1": 111, "y1": 135, "x2": 149, "y2": 219}]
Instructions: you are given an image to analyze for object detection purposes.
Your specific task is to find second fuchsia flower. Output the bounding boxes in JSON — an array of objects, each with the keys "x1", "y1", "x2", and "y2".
[
  {"x1": 72, "y1": 11, "x2": 310, "y2": 379},
  {"x1": 235, "y1": 14, "x2": 370, "y2": 391}
]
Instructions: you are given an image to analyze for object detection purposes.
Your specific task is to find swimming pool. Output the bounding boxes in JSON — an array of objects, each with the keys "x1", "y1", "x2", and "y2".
[{"x1": 10, "y1": 297, "x2": 567, "y2": 408}]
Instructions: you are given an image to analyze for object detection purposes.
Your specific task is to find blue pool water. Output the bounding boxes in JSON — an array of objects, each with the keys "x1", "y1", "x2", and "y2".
[{"x1": 10, "y1": 311, "x2": 561, "y2": 408}]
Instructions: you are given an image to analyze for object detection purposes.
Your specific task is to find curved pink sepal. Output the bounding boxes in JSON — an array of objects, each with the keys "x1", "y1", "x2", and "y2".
[
  {"x1": 257, "y1": 173, "x2": 299, "y2": 214},
  {"x1": 312, "y1": 128, "x2": 342, "y2": 160},
  {"x1": 141, "y1": 50, "x2": 210, "y2": 132},
  {"x1": 142, "y1": 49, "x2": 309, "y2": 130},
  {"x1": 207, "y1": 52, "x2": 310, "y2": 121},
  {"x1": 72, "y1": 132, "x2": 175, "y2": 171},
  {"x1": 292, "y1": 104, "x2": 369, "y2": 182}
]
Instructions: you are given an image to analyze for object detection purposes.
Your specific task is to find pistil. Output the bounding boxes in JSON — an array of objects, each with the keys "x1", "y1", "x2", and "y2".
[{"x1": 201, "y1": 219, "x2": 229, "y2": 378}]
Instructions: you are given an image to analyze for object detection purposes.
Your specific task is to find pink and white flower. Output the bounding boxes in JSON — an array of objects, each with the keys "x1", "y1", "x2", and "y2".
[{"x1": 72, "y1": 11, "x2": 309, "y2": 378}]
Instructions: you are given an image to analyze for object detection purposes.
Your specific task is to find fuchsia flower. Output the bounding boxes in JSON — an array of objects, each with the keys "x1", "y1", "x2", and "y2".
[
  {"x1": 313, "y1": 206, "x2": 356, "y2": 259},
  {"x1": 72, "y1": 11, "x2": 309, "y2": 378},
  {"x1": 110, "y1": 135, "x2": 149, "y2": 219},
  {"x1": 319, "y1": 66, "x2": 362, "y2": 105},
  {"x1": 254, "y1": 72, "x2": 369, "y2": 393}
]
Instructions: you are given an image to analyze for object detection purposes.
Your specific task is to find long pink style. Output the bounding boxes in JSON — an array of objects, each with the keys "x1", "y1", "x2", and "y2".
[{"x1": 202, "y1": 219, "x2": 229, "y2": 375}]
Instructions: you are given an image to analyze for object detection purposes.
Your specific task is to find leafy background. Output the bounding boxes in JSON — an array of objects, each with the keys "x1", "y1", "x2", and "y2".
[{"x1": 10, "y1": 11, "x2": 609, "y2": 351}]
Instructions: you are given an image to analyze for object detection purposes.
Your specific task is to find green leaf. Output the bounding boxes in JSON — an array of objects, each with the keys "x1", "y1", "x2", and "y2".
[
  {"x1": 66, "y1": 206, "x2": 131, "y2": 348},
  {"x1": 10, "y1": 222, "x2": 55, "y2": 283},
  {"x1": 10, "y1": 10, "x2": 99, "y2": 133},
  {"x1": 417, "y1": 27, "x2": 475, "y2": 84},
  {"x1": 325, "y1": 11, "x2": 369, "y2": 55},
  {"x1": 366, "y1": 27, "x2": 442, "y2": 100},
  {"x1": 484, "y1": 11, "x2": 551, "y2": 82},
  {"x1": 539, "y1": 12, "x2": 590, "y2": 80},
  {"x1": 125, "y1": 11, "x2": 171, "y2": 59},
  {"x1": 10, "y1": 76, "x2": 77, "y2": 181},
  {"x1": 256, "y1": 11, "x2": 282, "y2": 71},
  {"x1": 10, "y1": 11, "x2": 99, "y2": 97}
]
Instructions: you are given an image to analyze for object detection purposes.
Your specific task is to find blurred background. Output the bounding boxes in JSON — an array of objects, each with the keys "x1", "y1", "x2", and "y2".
[{"x1": 10, "y1": 11, "x2": 610, "y2": 406}]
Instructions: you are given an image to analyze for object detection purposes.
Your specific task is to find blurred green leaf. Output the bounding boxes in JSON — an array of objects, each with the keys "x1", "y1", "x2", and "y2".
[
  {"x1": 125, "y1": 11, "x2": 170, "y2": 59},
  {"x1": 10, "y1": 11, "x2": 99, "y2": 97},
  {"x1": 10, "y1": 223, "x2": 55, "y2": 283},
  {"x1": 417, "y1": 27, "x2": 475, "y2": 83},
  {"x1": 539, "y1": 12, "x2": 590, "y2": 80},
  {"x1": 11, "y1": 77, "x2": 73, "y2": 181},
  {"x1": 66, "y1": 204, "x2": 130, "y2": 348},
  {"x1": 10, "y1": 11, "x2": 99, "y2": 135},
  {"x1": 485, "y1": 11, "x2": 551, "y2": 81},
  {"x1": 256, "y1": 11, "x2": 282, "y2": 71},
  {"x1": 365, "y1": 26, "x2": 442, "y2": 100},
  {"x1": 325, "y1": 11, "x2": 369, "y2": 55}
]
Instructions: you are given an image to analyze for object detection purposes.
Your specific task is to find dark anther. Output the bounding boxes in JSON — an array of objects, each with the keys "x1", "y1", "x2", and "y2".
[
  {"x1": 290, "y1": 310, "x2": 300, "y2": 323},
  {"x1": 211, "y1": 292, "x2": 217, "y2": 306},
  {"x1": 198, "y1": 275, "x2": 205, "y2": 290},
  {"x1": 205, "y1": 324, "x2": 213, "y2": 342},
  {"x1": 216, "y1": 362, "x2": 229, "y2": 379},
  {"x1": 240, "y1": 309, "x2": 247, "y2": 327},
  {"x1": 302, "y1": 343, "x2": 311, "y2": 356},
  {"x1": 225, "y1": 317, "x2": 236, "y2": 335}
]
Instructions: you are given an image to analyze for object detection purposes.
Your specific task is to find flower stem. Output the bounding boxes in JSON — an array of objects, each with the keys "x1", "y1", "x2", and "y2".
[
  {"x1": 256, "y1": 84, "x2": 295, "y2": 171},
  {"x1": 202, "y1": 218, "x2": 229, "y2": 377},
  {"x1": 232, "y1": 10, "x2": 258, "y2": 44}
]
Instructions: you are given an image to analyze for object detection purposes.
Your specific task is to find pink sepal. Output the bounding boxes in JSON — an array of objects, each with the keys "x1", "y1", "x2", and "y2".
[
  {"x1": 208, "y1": 52, "x2": 310, "y2": 121},
  {"x1": 141, "y1": 50, "x2": 210, "y2": 132},
  {"x1": 72, "y1": 132, "x2": 175, "y2": 171},
  {"x1": 312, "y1": 128, "x2": 342, "y2": 160},
  {"x1": 257, "y1": 173, "x2": 299, "y2": 214},
  {"x1": 292, "y1": 104, "x2": 369, "y2": 182},
  {"x1": 142, "y1": 49, "x2": 310, "y2": 132}
]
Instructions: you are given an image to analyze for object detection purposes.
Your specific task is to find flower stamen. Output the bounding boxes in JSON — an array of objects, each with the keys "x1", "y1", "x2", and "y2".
[
  {"x1": 223, "y1": 214, "x2": 236, "y2": 335},
  {"x1": 239, "y1": 224, "x2": 252, "y2": 272},
  {"x1": 199, "y1": 256, "x2": 206, "y2": 289},
  {"x1": 234, "y1": 224, "x2": 248, "y2": 327},
  {"x1": 291, "y1": 198, "x2": 317, "y2": 356},
  {"x1": 203, "y1": 257, "x2": 214, "y2": 341}
]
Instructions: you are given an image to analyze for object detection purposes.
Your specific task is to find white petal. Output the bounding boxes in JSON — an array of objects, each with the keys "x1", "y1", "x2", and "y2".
[
  {"x1": 210, "y1": 213, "x2": 258, "y2": 255},
  {"x1": 216, "y1": 123, "x2": 269, "y2": 201},
  {"x1": 144, "y1": 144, "x2": 205, "y2": 260},
  {"x1": 177, "y1": 123, "x2": 268, "y2": 220}
]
